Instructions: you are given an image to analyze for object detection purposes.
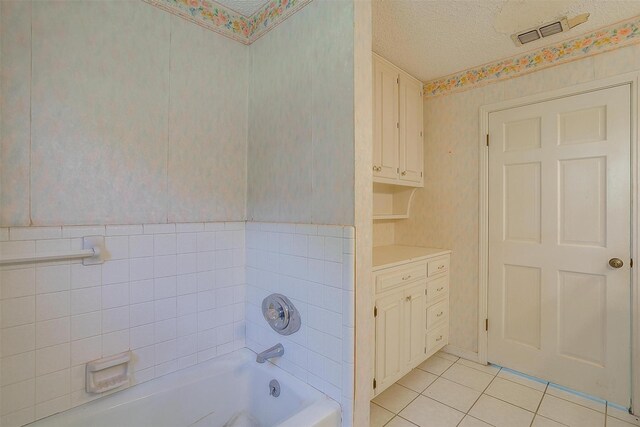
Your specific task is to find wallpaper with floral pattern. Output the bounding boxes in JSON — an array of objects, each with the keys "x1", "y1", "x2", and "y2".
[
  {"x1": 424, "y1": 16, "x2": 640, "y2": 97},
  {"x1": 143, "y1": 0, "x2": 312, "y2": 44},
  {"x1": 396, "y1": 43, "x2": 640, "y2": 353}
]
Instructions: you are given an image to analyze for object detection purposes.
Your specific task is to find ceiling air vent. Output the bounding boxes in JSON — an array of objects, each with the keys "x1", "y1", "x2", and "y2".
[{"x1": 511, "y1": 13, "x2": 589, "y2": 47}]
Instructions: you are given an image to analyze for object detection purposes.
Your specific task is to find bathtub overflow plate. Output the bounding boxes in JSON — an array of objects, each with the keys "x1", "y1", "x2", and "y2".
[{"x1": 262, "y1": 293, "x2": 301, "y2": 336}]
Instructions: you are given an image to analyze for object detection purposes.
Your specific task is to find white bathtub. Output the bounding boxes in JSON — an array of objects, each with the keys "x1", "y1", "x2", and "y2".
[{"x1": 29, "y1": 349, "x2": 341, "y2": 427}]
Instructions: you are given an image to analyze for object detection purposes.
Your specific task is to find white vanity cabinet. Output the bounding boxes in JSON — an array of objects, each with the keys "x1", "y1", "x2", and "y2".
[
  {"x1": 373, "y1": 245, "x2": 451, "y2": 396},
  {"x1": 373, "y1": 53, "x2": 424, "y2": 187}
]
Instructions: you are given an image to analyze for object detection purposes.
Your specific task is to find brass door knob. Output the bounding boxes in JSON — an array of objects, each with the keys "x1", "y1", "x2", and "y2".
[{"x1": 609, "y1": 258, "x2": 624, "y2": 269}]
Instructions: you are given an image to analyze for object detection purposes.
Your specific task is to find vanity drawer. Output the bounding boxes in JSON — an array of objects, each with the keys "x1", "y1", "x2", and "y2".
[
  {"x1": 427, "y1": 276, "x2": 448, "y2": 303},
  {"x1": 427, "y1": 256, "x2": 449, "y2": 277},
  {"x1": 426, "y1": 299, "x2": 448, "y2": 330},
  {"x1": 426, "y1": 325, "x2": 448, "y2": 353},
  {"x1": 375, "y1": 262, "x2": 427, "y2": 294}
]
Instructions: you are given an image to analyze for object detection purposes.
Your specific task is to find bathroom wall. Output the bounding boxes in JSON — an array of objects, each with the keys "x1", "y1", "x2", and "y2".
[
  {"x1": 244, "y1": 222, "x2": 355, "y2": 427},
  {"x1": 0, "y1": 0, "x2": 249, "y2": 227},
  {"x1": 0, "y1": 0, "x2": 363, "y2": 425},
  {"x1": 246, "y1": 0, "x2": 356, "y2": 226},
  {"x1": 394, "y1": 43, "x2": 640, "y2": 354},
  {"x1": 373, "y1": 221, "x2": 395, "y2": 247},
  {"x1": 0, "y1": 222, "x2": 246, "y2": 425}
]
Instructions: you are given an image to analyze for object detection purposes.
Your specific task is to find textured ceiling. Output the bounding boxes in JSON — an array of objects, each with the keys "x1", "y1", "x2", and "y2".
[
  {"x1": 214, "y1": 0, "x2": 269, "y2": 17},
  {"x1": 373, "y1": 0, "x2": 640, "y2": 82}
]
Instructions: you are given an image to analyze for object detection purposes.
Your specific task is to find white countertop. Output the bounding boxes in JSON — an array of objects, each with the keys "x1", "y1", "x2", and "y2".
[{"x1": 373, "y1": 245, "x2": 451, "y2": 271}]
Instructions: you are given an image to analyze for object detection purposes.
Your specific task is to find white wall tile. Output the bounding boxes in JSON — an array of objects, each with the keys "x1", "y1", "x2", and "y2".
[
  {"x1": 105, "y1": 225, "x2": 143, "y2": 236},
  {"x1": 61, "y1": 226, "x2": 105, "y2": 239},
  {"x1": 102, "y1": 260, "x2": 129, "y2": 285},
  {"x1": 35, "y1": 317, "x2": 69, "y2": 348},
  {"x1": 70, "y1": 288, "x2": 101, "y2": 315},
  {"x1": 175, "y1": 223, "x2": 204, "y2": 233},
  {"x1": 35, "y1": 369, "x2": 69, "y2": 404},
  {"x1": 2, "y1": 221, "x2": 246, "y2": 423},
  {"x1": 130, "y1": 324, "x2": 154, "y2": 350},
  {"x1": 102, "y1": 330, "x2": 129, "y2": 357},
  {"x1": 101, "y1": 283, "x2": 129, "y2": 309},
  {"x1": 10, "y1": 227, "x2": 61, "y2": 241},
  {"x1": 245, "y1": 222, "x2": 354, "y2": 414},
  {"x1": 1, "y1": 379, "x2": 35, "y2": 415},
  {"x1": 177, "y1": 233, "x2": 197, "y2": 254},
  {"x1": 102, "y1": 306, "x2": 129, "y2": 333},
  {"x1": 143, "y1": 224, "x2": 175, "y2": 235},
  {"x1": 130, "y1": 302, "x2": 154, "y2": 327},
  {"x1": 104, "y1": 236, "x2": 129, "y2": 260},
  {"x1": 154, "y1": 234, "x2": 176, "y2": 256},
  {"x1": 36, "y1": 292, "x2": 69, "y2": 321},
  {"x1": 154, "y1": 277, "x2": 176, "y2": 300},
  {"x1": 35, "y1": 265, "x2": 70, "y2": 294},
  {"x1": 129, "y1": 235, "x2": 154, "y2": 258},
  {"x1": 70, "y1": 336, "x2": 101, "y2": 366},
  {"x1": 130, "y1": 258, "x2": 154, "y2": 282},
  {"x1": 1, "y1": 268, "x2": 35, "y2": 299},
  {"x1": 35, "y1": 343, "x2": 69, "y2": 377},
  {"x1": 2, "y1": 296, "x2": 35, "y2": 327},
  {"x1": 70, "y1": 265, "x2": 101, "y2": 289},
  {"x1": 2, "y1": 324, "x2": 35, "y2": 357},
  {"x1": 1, "y1": 351, "x2": 35, "y2": 386},
  {"x1": 154, "y1": 255, "x2": 176, "y2": 278},
  {"x1": 70, "y1": 312, "x2": 101, "y2": 341}
]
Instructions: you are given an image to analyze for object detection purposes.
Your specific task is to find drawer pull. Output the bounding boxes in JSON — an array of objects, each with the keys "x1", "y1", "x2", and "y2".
[
  {"x1": 437, "y1": 311, "x2": 444, "y2": 317},
  {"x1": 437, "y1": 265, "x2": 445, "y2": 270},
  {"x1": 402, "y1": 275, "x2": 412, "y2": 281},
  {"x1": 405, "y1": 296, "x2": 412, "y2": 302},
  {"x1": 436, "y1": 335, "x2": 443, "y2": 342},
  {"x1": 436, "y1": 287, "x2": 444, "y2": 292}
]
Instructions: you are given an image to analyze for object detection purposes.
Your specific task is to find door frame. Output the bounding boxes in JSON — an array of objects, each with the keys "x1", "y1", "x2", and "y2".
[{"x1": 477, "y1": 72, "x2": 640, "y2": 412}]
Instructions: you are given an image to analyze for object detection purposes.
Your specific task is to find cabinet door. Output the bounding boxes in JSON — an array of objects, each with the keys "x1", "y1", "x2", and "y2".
[
  {"x1": 375, "y1": 291, "x2": 404, "y2": 392},
  {"x1": 404, "y1": 282, "x2": 427, "y2": 368},
  {"x1": 373, "y1": 57, "x2": 399, "y2": 180},
  {"x1": 399, "y1": 74, "x2": 424, "y2": 184}
]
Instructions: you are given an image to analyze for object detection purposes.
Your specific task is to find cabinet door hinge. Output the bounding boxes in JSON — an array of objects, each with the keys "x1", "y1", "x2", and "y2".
[
  {"x1": 397, "y1": 77, "x2": 399, "y2": 84},
  {"x1": 397, "y1": 122, "x2": 400, "y2": 129},
  {"x1": 421, "y1": 171, "x2": 423, "y2": 178},
  {"x1": 485, "y1": 318, "x2": 489, "y2": 331},
  {"x1": 631, "y1": 258, "x2": 634, "y2": 268},
  {"x1": 424, "y1": 346, "x2": 427, "y2": 354},
  {"x1": 374, "y1": 306, "x2": 378, "y2": 317},
  {"x1": 373, "y1": 378, "x2": 377, "y2": 389},
  {"x1": 486, "y1": 134, "x2": 489, "y2": 147},
  {"x1": 420, "y1": 131, "x2": 423, "y2": 137}
]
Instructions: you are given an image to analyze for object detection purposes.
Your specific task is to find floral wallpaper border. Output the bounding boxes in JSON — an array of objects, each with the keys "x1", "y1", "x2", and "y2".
[
  {"x1": 143, "y1": 0, "x2": 312, "y2": 44},
  {"x1": 424, "y1": 15, "x2": 640, "y2": 97}
]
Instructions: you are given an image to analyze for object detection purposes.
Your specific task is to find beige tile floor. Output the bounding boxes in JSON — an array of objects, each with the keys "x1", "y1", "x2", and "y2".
[{"x1": 371, "y1": 351, "x2": 640, "y2": 427}]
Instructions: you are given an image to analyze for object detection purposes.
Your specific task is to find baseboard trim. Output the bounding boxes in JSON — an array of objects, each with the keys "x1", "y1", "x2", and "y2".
[{"x1": 442, "y1": 345, "x2": 480, "y2": 363}]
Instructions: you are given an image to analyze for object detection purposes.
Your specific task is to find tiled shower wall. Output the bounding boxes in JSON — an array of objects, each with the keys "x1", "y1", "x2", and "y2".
[
  {"x1": 245, "y1": 222, "x2": 355, "y2": 426},
  {"x1": 0, "y1": 222, "x2": 246, "y2": 426}
]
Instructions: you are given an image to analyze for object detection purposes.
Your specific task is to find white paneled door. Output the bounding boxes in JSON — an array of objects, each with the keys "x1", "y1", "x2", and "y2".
[{"x1": 488, "y1": 85, "x2": 631, "y2": 406}]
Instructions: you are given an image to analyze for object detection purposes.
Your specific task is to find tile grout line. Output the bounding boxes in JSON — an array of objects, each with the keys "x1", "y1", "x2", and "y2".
[
  {"x1": 529, "y1": 382, "x2": 550, "y2": 427},
  {"x1": 378, "y1": 355, "x2": 461, "y2": 426},
  {"x1": 378, "y1": 353, "x2": 632, "y2": 427},
  {"x1": 456, "y1": 365, "x2": 502, "y2": 426}
]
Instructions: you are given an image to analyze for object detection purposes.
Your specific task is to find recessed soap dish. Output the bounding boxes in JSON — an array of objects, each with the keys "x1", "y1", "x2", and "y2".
[{"x1": 86, "y1": 351, "x2": 131, "y2": 394}]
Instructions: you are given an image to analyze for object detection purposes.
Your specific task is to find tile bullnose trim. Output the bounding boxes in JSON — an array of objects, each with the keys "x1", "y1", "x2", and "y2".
[
  {"x1": 143, "y1": 0, "x2": 312, "y2": 45},
  {"x1": 424, "y1": 15, "x2": 640, "y2": 98}
]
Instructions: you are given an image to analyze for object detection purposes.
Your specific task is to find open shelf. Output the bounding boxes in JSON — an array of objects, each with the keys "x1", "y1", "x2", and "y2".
[{"x1": 373, "y1": 183, "x2": 417, "y2": 220}]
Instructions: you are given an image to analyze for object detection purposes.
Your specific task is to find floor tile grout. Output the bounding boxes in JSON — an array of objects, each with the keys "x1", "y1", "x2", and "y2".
[{"x1": 373, "y1": 350, "x2": 638, "y2": 427}]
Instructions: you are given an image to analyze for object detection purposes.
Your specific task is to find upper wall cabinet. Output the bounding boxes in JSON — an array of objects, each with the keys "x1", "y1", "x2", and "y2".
[{"x1": 373, "y1": 54, "x2": 424, "y2": 188}]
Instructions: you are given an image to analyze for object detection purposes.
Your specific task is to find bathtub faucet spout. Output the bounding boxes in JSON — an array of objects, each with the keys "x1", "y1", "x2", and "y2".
[{"x1": 256, "y1": 343, "x2": 284, "y2": 363}]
